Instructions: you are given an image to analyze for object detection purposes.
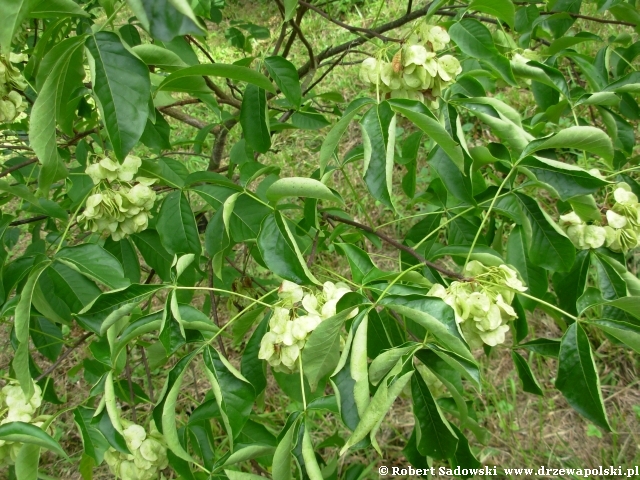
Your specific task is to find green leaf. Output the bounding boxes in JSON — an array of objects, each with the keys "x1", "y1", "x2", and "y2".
[
  {"x1": 522, "y1": 127, "x2": 614, "y2": 163},
  {"x1": 29, "y1": 0, "x2": 89, "y2": 17},
  {"x1": 56, "y1": 244, "x2": 129, "y2": 289},
  {"x1": 361, "y1": 101, "x2": 396, "y2": 210},
  {"x1": 369, "y1": 343, "x2": 421, "y2": 386},
  {"x1": 272, "y1": 418, "x2": 297, "y2": 480},
  {"x1": 264, "y1": 56, "x2": 301, "y2": 108},
  {"x1": 139, "y1": 157, "x2": 187, "y2": 189},
  {"x1": 602, "y1": 297, "x2": 640, "y2": 319},
  {"x1": 159, "y1": 63, "x2": 275, "y2": 93},
  {"x1": 301, "y1": 424, "x2": 324, "y2": 480},
  {"x1": 266, "y1": 177, "x2": 340, "y2": 204},
  {"x1": 103, "y1": 237, "x2": 141, "y2": 284},
  {"x1": 391, "y1": 104, "x2": 464, "y2": 172},
  {"x1": 126, "y1": 0, "x2": 204, "y2": 41},
  {"x1": 85, "y1": 32, "x2": 150, "y2": 161},
  {"x1": 380, "y1": 295, "x2": 474, "y2": 361},
  {"x1": 556, "y1": 323, "x2": 611, "y2": 431},
  {"x1": 15, "y1": 443, "x2": 40, "y2": 480},
  {"x1": 547, "y1": 32, "x2": 601, "y2": 56},
  {"x1": 340, "y1": 370, "x2": 413, "y2": 454},
  {"x1": 131, "y1": 44, "x2": 188, "y2": 71},
  {"x1": 203, "y1": 346, "x2": 255, "y2": 449},
  {"x1": 336, "y1": 243, "x2": 378, "y2": 284},
  {"x1": 30, "y1": 36, "x2": 85, "y2": 194},
  {"x1": 73, "y1": 407, "x2": 109, "y2": 464},
  {"x1": 506, "y1": 225, "x2": 548, "y2": 309},
  {"x1": 241, "y1": 84, "x2": 271, "y2": 154},
  {"x1": 284, "y1": 0, "x2": 298, "y2": 21},
  {"x1": 516, "y1": 193, "x2": 575, "y2": 272},
  {"x1": 131, "y1": 230, "x2": 174, "y2": 281},
  {"x1": 0, "y1": 0, "x2": 31, "y2": 53},
  {"x1": 511, "y1": 351, "x2": 543, "y2": 395},
  {"x1": 411, "y1": 370, "x2": 458, "y2": 459},
  {"x1": 241, "y1": 313, "x2": 269, "y2": 395},
  {"x1": 158, "y1": 352, "x2": 197, "y2": 462},
  {"x1": 429, "y1": 147, "x2": 475, "y2": 205},
  {"x1": 0, "y1": 422, "x2": 66, "y2": 457},
  {"x1": 257, "y1": 213, "x2": 318, "y2": 285},
  {"x1": 225, "y1": 471, "x2": 270, "y2": 480},
  {"x1": 156, "y1": 191, "x2": 201, "y2": 255},
  {"x1": 76, "y1": 284, "x2": 164, "y2": 334},
  {"x1": 519, "y1": 338, "x2": 561, "y2": 358},
  {"x1": 302, "y1": 307, "x2": 360, "y2": 392},
  {"x1": 449, "y1": 19, "x2": 517, "y2": 86},
  {"x1": 469, "y1": 0, "x2": 515, "y2": 28},
  {"x1": 319, "y1": 98, "x2": 375, "y2": 174}
]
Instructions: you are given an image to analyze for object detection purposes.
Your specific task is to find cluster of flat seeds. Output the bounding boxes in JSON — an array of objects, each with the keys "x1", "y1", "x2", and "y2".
[
  {"x1": 428, "y1": 261, "x2": 527, "y2": 349},
  {"x1": 78, "y1": 155, "x2": 157, "y2": 241},
  {"x1": 104, "y1": 420, "x2": 168, "y2": 480},
  {"x1": 0, "y1": 381, "x2": 47, "y2": 466},
  {"x1": 359, "y1": 22, "x2": 462, "y2": 106},
  {"x1": 0, "y1": 55, "x2": 27, "y2": 124},
  {"x1": 258, "y1": 280, "x2": 357, "y2": 373},
  {"x1": 560, "y1": 183, "x2": 640, "y2": 253}
]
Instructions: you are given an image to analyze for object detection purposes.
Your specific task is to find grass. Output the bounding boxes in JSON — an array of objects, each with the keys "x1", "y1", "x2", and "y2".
[{"x1": 2, "y1": 0, "x2": 640, "y2": 478}]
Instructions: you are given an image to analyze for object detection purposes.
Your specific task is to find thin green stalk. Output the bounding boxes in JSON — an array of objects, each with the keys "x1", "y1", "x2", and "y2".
[
  {"x1": 54, "y1": 191, "x2": 91, "y2": 254},
  {"x1": 340, "y1": 166, "x2": 376, "y2": 228},
  {"x1": 298, "y1": 356, "x2": 307, "y2": 410},
  {"x1": 175, "y1": 286, "x2": 274, "y2": 308}
]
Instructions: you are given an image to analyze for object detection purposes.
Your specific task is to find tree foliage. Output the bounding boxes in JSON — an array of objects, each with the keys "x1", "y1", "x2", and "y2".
[{"x1": 0, "y1": 0, "x2": 639, "y2": 478}]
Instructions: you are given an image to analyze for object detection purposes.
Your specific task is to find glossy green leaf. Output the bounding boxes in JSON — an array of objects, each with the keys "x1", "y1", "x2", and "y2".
[
  {"x1": 0, "y1": 0, "x2": 31, "y2": 53},
  {"x1": 30, "y1": 36, "x2": 85, "y2": 194},
  {"x1": 73, "y1": 407, "x2": 109, "y2": 464},
  {"x1": 522, "y1": 126, "x2": 614, "y2": 163},
  {"x1": 511, "y1": 351, "x2": 543, "y2": 395},
  {"x1": 56, "y1": 244, "x2": 129, "y2": 289},
  {"x1": 519, "y1": 157, "x2": 609, "y2": 201},
  {"x1": 0, "y1": 422, "x2": 66, "y2": 457},
  {"x1": 369, "y1": 343, "x2": 421, "y2": 386},
  {"x1": 319, "y1": 98, "x2": 374, "y2": 174},
  {"x1": 203, "y1": 346, "x2": 255, "y2": 449},
  {"x1": 340, "y1": 370, "x2": 413, "y2": 454},
  {"x1": 380, "y1": 295, "x2": 473, "y2": 361},
  {"x1": 156, "y1": 191, "x2": 201, "y2": 255},
  {"x1": 266, "y1": 177, "x2": 340, "y2": 204},
  {"x1": 301, "y1": 425, "x2": 323, "y2": 480},
  {"x1": 284, "y1": 0, "x2": 298, "y2": 21},
  {"x1": 391, "y1": 104, "x2": 464, "y2": 172},
  {"x1": 159, "y1": 63, "x2": 275, "y2": 93},
  {"x1": 257, "y1": 213, "x2": 318, "y2": 285},
  {"x1": 361, "y1": 101, "x2": 396, "y2": 210},
  {"x1": 449, "y1": 18, "x2": 517, "y2": 86},
  {"x1": 126, "y1": 0, "x2": 204, "y2": 41},
  {"x1": 516, "y1": 193, "x2": 575, "y2": 272},
  {"x1": 506, "y1": 225, "x2": 548, "y2": 309},
  {"x1": 302, "y1": 307, "x2": 359, "y2": 392},
  {"x1": 519, "y1": 338, "x2": 561, "y2": 358},
  {"x1": 131, "y1": 230, "x2": 174, "y2": 282},
  {"x1": 556, "y1": 323, "x2": 610, "y2": 431},
  {"x1": 103, "y1": 237, "x2": 141, "y2": 284},
  {"x1": 241, "y1": 84, "x2": 271, "y2": 153},
  {"x1": 76, "y1": 284, "x2": 164, "y2": 334},
  {"x1": 411, "y1": 370, "x2": 458, "y2": 459},
  {"x1": 86, "y1": 32, "x2": 151, "y2": 161},
  {"x1": 469, "y1": 0, "x2": 515, "y2": 27},
  {"x1": 264, "y1": 56, "x2": 301, "y2": 108},
  {"x1": 15, "y1": 443, "x2": 40, "y2": 480},
  {"x1": 131, "y1": 44, "x2": 187, "y2": 71}
]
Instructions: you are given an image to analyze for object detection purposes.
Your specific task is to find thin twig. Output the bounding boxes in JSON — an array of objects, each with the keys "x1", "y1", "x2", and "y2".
[
  {"x1": 36, "y1": 332, "x2": 92, "y2": 381},
  {"x1": 125, "y1": 345, "x2": 138, "y2": 423},
  {"x1": 139, "y1": 345, "x2": 155, "y2": 402},
  {"x1": 1, "y1": 158, "x2": 38, "y2": 178},
  {"x1": 539, "y1": 10, "x2": 634, "y2": 27},
  {"x1": 307, "y1": 230, "x2": 320, "y2": 267},
  {"x1": 298, "y1": 0, "x2": 402, "y2": 43},
  {"x1": 208, "y1": 260, "x2": 227, "y2": 356},
  {"x1": 10, "y1": 215, "x2": 48, "y2": 226},
  {"x1": 323, "y1": 213, "x2": 469, "y2": 281}
]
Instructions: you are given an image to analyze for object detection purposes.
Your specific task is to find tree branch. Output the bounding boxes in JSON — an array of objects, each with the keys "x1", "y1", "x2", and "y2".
[
  {"x1": 323, "y1": 213, "x2": 470, "y2": 281},
  {"x1": 1, "y1": 158, "x2": 38, "y2": 178},
  {"x1": 298, "y1": 0, "x2": 402, "y2": 43}
]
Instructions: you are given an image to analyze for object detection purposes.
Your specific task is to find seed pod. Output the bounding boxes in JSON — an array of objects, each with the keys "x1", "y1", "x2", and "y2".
[{"x1": 392, "y1": 51, "x2": 403, "y2": 73}]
